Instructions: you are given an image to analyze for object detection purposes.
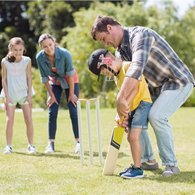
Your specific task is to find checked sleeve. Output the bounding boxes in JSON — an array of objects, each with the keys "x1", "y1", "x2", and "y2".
[{"x1": 126, "y1": 29, "x2": 155, "y2": 80}]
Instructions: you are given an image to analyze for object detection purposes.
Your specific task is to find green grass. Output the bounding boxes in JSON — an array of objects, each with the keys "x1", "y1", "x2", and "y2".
[{"x1": 0, "y1": 107, "x2": 194, "y2": 194}]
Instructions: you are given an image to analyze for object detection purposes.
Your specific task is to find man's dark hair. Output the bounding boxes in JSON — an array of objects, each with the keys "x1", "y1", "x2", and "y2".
[{"x1": 91, "y1": 16, "x2": 121, "y2": 40}]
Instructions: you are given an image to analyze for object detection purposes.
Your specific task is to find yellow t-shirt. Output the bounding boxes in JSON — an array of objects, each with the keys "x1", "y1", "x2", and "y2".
[{"x1": 115, "y1": 62, "x2": 152, "y2": 111}]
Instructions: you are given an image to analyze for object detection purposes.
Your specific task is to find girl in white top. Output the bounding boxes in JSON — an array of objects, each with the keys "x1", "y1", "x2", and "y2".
[{"x1": 1, "y1": 37, "x2": 36, "y2": 154}]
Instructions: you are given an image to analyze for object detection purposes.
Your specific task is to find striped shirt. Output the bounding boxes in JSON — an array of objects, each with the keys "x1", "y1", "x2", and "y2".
[{"x1": 117, "y1": 27, "x2": 195, "y2": 91}]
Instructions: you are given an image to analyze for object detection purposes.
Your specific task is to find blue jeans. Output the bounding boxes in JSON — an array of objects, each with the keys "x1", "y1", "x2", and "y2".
[
  {"x1": 48, "y1": 84, "x2": 79, "y2": 140},
  {"x1": 129, "y1": 101, "x2": 155, "y2": 162},
  {"x1": 149, "y1": 83, "x2": 193, "y2": 166}
]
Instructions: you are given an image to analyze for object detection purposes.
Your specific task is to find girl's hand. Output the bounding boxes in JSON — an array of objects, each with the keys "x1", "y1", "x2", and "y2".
[
  {"x1": 4, "y1": 96, "x2": 12, "y2": 111},
  {"x1": 27, "y1": 95, "x2": 32, "y2": 108}
]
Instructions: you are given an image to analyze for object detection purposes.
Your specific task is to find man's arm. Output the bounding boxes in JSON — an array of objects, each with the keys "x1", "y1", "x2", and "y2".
[{"x1": 117, "y1": 29, "x2": 154, "y2": 126}]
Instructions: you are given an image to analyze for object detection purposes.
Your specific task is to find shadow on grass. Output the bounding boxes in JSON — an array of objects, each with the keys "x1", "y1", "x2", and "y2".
[
  {"x1": 112, "y1": 168, "x2": 195, "y2": 184},
  {"x1": 15, "y1": 151, "x2": 80, "y2": 160},
  {"x1": 143, "y1": 170, "x2": 195, "y2": 184},
  {"x1": 15, "y1": 150, "x2": 109, "y2": 160},
  {"x1": 102, "y1": 151, "x2": 128, "y2": 158}
]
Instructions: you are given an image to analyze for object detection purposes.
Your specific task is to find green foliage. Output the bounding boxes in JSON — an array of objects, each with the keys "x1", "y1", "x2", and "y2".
[
  {"x1": 32, "y1": 67, "x2": 47, "y2": 108},
  {"x1": 27, "y1": 1, "x2": 48, "y2": 36},
  {"x1": 0, "y1": 1, "x2": 36, "y2": 64},
  {"x1": 43, "y1": 2, "x2": 73, "y2": 41},
  {"x1": 0, "y1": 32, "x2": 9, "y2": 61},
  {"x1": 61, "y1": 1, "x2": 195, "y2": 106},
  {"x1": 0, "y1": 32, "x2": 12, "y2": 89},
  {"x1": 106, "y1": 90, "x2": 117, "y2": 108},
  {"x1": 27, "y1": 1, "x2": 92, "y2": 40},
  {"x1": 115, "y1": 1, "x2": 148, "y2": 26},
  {"x1": 184, "y1": 89, "x2": 195, "y2": 107},
  {"x1": 60, "y1": 2, "x2": 136, "y2": 99},
  {"x1": 179, "y1": 7, "x2": 195, "y2": 74},
  {"x1": 1, "y1": 1, "x2": 195, "y2": 107}
]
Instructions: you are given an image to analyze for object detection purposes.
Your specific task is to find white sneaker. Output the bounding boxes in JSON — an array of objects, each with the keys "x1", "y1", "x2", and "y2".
[
  {"x1": 74, "y1": 142, "x2": 80, "y2": 154},
  {"x1": 3, "y1": 145, "x2": 13, "y2": 154},
  {"x1": 44, "y1": 142, "x2": 55, "y2": 154},
  {"x1": 27, "y1": 144, "x2": 36, "y2": 154},
  {"x1": 162, "y1": 165, "x2": 180, "y2": 177}
]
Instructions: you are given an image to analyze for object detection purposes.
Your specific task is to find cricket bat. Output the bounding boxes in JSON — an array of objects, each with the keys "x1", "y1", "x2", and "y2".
[{"x1": 103, "y1": 123, "x2": 125, "y2": 175}]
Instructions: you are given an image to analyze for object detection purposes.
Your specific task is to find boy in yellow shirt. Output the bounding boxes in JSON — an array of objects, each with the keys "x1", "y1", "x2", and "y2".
[{"x1": 88, "y1": 49, "x2": 158, "y2": 179}]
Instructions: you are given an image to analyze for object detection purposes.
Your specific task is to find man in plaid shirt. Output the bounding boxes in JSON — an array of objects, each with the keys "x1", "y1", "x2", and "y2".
[{"x1": 91, "y1": 15, "x2": 194, "y2": 177}]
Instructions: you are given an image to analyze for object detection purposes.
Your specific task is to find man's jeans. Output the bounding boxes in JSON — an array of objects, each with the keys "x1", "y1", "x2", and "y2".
[
  {"x1": 141, "y1": 130, "x2": 155, "y2": 162},
  {"x1": 149, "y1": 83, "x2": 193, "y2": 166}
]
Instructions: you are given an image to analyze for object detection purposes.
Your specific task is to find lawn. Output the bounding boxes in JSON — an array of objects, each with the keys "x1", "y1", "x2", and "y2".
[{"x1": 0, "y1": 107, "x2": 194, "y2": 194}]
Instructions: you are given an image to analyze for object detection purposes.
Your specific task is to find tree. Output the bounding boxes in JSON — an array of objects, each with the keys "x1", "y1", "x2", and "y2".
[
  {"x1": 0, "y1": 1, "x2": 37, "y2": 66},
  {"x1": 1, "y1": 1, "x2": 195, "y2": 107},
  {"x1": 60, "y1": 1, "x2": 148, "y2": 99}
]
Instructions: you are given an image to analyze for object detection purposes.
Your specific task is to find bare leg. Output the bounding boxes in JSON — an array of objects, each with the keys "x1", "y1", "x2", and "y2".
[
  {"x1": 127, "y1": 128, "x2": 142, "y2": 167},
  {"x1": 21, "y1": 103, "x2": 34, "y2": 145},
  {"x1": 5, "y1": 105, "x2": 16, "y2": 145}
]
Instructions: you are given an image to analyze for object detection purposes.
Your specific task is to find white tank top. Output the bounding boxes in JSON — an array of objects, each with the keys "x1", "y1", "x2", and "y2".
[{"x1": 2, "y1": 56, "x2": 31, "y2": 101}]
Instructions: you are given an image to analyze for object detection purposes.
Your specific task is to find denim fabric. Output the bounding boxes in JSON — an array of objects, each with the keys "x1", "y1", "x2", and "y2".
[
  {"x1": 36, "y1": 47, "x2": 75, "y2": 89},
  {"x1": 48, "y1": 83, "x2": 79, "y2": 139},
  {"x1": 128, "y1": 101, "x2": 152, "y2": 130},
  {"x1": 140, "y1": 130, "x2": 155, "y2": 162},
  {"x1": 149, "y1": 83, "x2": 193, "y2": 166}
]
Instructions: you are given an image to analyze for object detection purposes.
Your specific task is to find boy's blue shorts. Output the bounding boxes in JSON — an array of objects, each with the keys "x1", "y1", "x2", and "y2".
[{"x1": 128, "y1": 101, "x2": 152, "y2": 130}]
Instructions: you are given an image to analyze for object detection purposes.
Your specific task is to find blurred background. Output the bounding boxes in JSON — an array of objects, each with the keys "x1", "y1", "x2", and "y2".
[{"x1": 0, "y1": 0, "x2": 195, "y2": 108}]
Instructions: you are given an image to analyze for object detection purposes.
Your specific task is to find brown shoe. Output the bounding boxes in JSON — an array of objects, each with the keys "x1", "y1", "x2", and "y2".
[{"x1": 141, "y1": 161, "x2": 159, "y2": 170}]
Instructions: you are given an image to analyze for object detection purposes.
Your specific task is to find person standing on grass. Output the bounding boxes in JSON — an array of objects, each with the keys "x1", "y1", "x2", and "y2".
[
  {"x1": 88, "y1": 49, "x2": 159, "y2": 179},
  {"x1": 1, "y1": 37, "x2": 36, "y2": 154},
  {"x1": 36, "y1": 33, "x2": 80, "y2": 154},
  {"x1": 91, "y1": 16, "x2": 195, "y2": 177}
]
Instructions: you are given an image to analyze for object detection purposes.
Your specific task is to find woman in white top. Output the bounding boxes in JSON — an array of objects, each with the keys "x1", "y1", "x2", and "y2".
[{"x1": 1, "y1": 37, "x2": 36, "y2": 154}]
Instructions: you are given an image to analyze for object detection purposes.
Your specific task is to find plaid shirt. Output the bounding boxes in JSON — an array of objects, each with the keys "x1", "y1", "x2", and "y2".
[{"x1": 117, "y1": 27, "x2": 195, "y2": 91}]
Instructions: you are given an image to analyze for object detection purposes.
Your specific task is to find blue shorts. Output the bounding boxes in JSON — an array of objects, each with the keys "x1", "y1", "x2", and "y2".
[{"x1": 128, "y1": 101, "x2": 152, "y2": 130}]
